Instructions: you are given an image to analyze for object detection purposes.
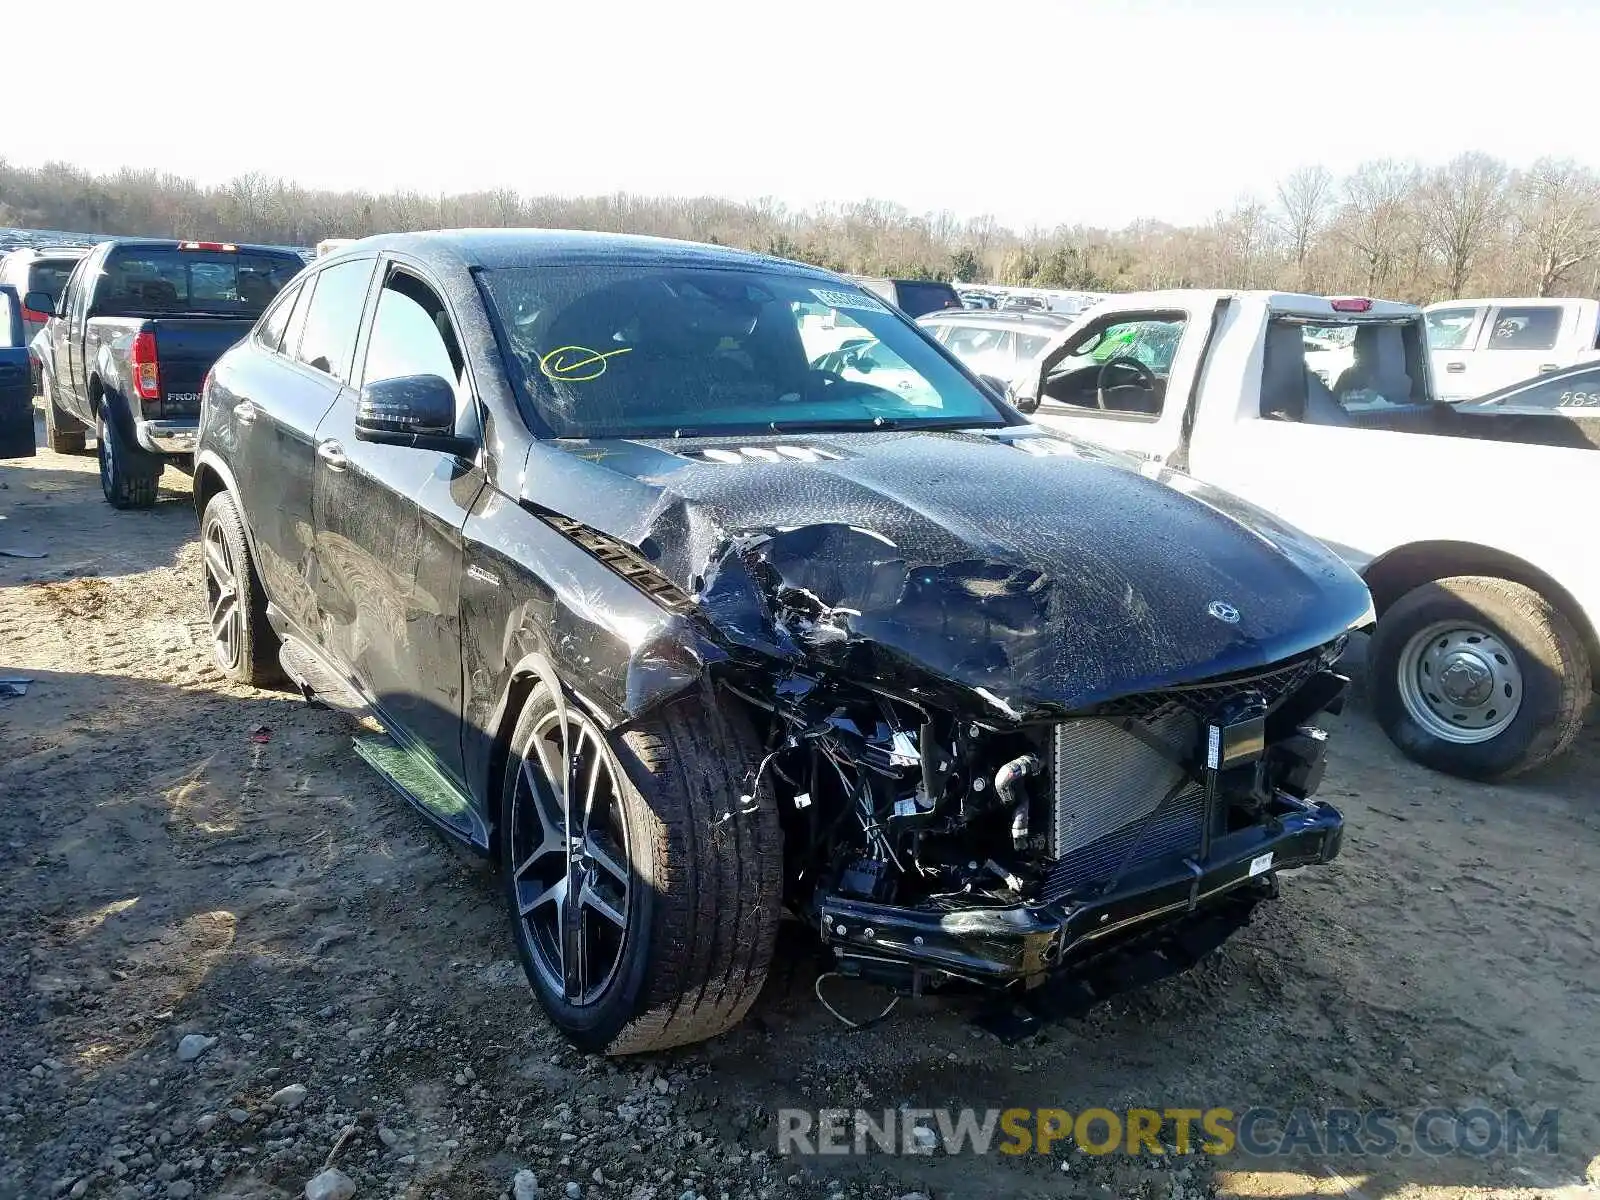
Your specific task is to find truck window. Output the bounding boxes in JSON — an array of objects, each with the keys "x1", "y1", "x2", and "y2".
[
  {"x1": 98, "y1": 247, "x2": 300, "y2": 317},
  {"x1": 1262, "y1": 318, "x2": 1430, "y2": 423},
  {"x1": 1485, "y1": 306, "x2": 1562, "y2": 351},
  {"x1": 1425, "y1": 307, "x2": 1480, "y2": 350},
  {"x1": 1036, "y1": 313, "x2": 1186, "y2": 420}
]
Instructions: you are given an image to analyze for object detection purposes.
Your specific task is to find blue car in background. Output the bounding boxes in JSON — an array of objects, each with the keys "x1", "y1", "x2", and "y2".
[{"x1": 0, "y1": 285, "x2": 33, "y2": 457}]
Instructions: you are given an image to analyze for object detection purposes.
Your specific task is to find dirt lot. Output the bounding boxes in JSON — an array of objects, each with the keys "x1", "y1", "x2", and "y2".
[{"x1": 2, "y1": 419, "x2": 1598, "y2": 1200}]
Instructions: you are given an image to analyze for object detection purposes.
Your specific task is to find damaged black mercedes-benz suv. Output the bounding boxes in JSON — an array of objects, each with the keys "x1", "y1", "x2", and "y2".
[{"x1": 193, "y1": 230, "x2": 1373, "y2": 1054}]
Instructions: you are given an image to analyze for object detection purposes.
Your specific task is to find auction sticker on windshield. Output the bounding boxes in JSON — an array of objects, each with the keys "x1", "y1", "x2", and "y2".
[
  {"x1": 539, "y1": 345, "x2": 633, "y2": 382},
  {"x1": 812, "y1": 288, "x2": 889, "y2": 314}
]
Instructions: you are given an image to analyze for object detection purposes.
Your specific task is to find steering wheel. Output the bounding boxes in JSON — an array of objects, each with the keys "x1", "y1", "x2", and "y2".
[{"x1": 1094, "y1": 356, "x2": 1156, "y2": 410}]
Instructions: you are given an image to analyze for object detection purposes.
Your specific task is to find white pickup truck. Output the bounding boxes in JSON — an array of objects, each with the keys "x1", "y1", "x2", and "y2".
[
  {"x1": 1425, "y1": 297, "x2": 1600, "y2": 401},
  {"x1": 1011, "y1": 290, "x2": 1596, "y2": 780}
]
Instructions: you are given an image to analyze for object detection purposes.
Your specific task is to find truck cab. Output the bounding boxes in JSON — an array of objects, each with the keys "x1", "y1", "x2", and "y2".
[
  {"x1": 1424, "y1": 297, "x2": 1600, "y2": 401},
  {"x1": 1015, "y1": 290, "x2": 1598, "y2": 781}
]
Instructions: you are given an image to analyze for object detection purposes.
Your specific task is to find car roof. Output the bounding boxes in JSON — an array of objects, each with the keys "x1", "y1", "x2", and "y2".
[{"x1": 331, "y1": 228, "x2": 841, "y2": 279}]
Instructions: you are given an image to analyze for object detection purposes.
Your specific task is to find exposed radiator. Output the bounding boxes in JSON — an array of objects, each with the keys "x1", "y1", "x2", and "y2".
[
  {"x1": 1051, "y1": 707, "x2": 1197, "y2": 857},
  {"x1": 1042, "y1": 708, "x2": 1205, "y2": 902}
]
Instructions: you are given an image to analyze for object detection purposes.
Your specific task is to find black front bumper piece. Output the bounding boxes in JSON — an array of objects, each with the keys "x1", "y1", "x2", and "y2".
[{"x1": 818, "y1": 795, "x2": 1342, "y2": 990}]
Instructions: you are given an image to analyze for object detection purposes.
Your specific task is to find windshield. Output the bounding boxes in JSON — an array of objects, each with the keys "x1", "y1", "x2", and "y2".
[
  {"x1": 481, "y1": 264, "x2": 1009, "y2": 438},
  {"x1": 98, "y1": 248, "x2": 302, "y2": 317}
]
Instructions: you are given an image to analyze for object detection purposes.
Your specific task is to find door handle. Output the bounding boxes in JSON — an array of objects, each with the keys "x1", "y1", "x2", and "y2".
[
  {"x1": 316, "y1": 439, "x2": 347, "y2": 471},
  {"x1": 235, "y1": 399, "x2": 258, "y2": 424},
  {"x1": 1538, "y1": 363, "x2": 1559, "y2": 373},
  {"x1": 1445, "y1": 362, "x2": 1466, "y2": 373}
]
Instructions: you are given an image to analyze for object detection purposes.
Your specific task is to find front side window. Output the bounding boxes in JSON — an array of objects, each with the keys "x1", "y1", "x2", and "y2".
[
  {"x1": 1034, "y1": 313, "x2": 1188, "y2": 419},
  {"x1": 1485, "y1": 306, "x2": 1562, "y2": 351},
  {"x1": 480, "y1": 265, "x2": 1009, "y2": 439},
  {"x1": 296, "y1": 259, "x2": 376, "y2": 382},
  {"x1": 1425, "y1": 306, "x2": 1481, "y2": 350}
]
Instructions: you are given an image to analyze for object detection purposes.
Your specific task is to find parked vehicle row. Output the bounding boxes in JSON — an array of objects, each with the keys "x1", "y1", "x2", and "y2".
[
  {"x1": 188, "y1": 230, "x2": 1364, "y2": 1055},
  {"x1": 26, "y1": 238, "x2": 303, "y2": 505}
]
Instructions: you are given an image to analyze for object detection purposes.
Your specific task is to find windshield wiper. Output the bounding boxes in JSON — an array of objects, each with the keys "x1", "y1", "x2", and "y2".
[{"x1": 768, "y1": 416, "x2": 899, "y2": 433}]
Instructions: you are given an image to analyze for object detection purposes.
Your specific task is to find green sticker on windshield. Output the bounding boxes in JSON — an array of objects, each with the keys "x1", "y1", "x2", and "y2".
[{"x1": 812, "y1": 287, "x2": 888, "y2": 315}]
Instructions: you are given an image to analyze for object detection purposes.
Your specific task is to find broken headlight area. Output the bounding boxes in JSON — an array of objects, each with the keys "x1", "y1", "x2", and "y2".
[{"x1": 740, "y1": 637, "x2": 1349, "y2": 1014}]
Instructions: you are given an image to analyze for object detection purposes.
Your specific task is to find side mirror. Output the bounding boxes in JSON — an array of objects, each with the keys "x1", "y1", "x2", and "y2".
[
  {"x1": 1009, "y1": 384, "x2": 1041, "y2": 414},
  {"x1": 355, "y1": 374, "x2": 475, "y2": 456},
  {"x1": 23, "y1": 292, "x2": 58, "y2": 318}
]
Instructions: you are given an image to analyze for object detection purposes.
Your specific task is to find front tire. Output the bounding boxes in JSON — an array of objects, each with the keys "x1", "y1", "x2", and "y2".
[
  {"x1": 501, "y1": 687, "x2": 782, "y2": 1054},
  {"x1": 200, "y1": 490, "x2": 280, "y2": 686},
  {"x1": 42, "y1": 373, "x2": 87, "y2": 455},
  {"x1": 1370, "y1": 576, "x2": 1590, "y2": 780},
  {"x1": 98, "y1": 409, "x2": 162, "y2": 509}
]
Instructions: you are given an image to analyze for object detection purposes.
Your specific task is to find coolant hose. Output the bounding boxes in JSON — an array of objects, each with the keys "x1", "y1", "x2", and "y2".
[{"x1": 995, "y1": 753, "x2": 1043, "y2": 849}]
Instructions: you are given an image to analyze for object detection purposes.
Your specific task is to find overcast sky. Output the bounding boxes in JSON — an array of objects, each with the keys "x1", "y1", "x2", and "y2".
[{"x1": 14, "y1": 0, "x2": 1596, "y2": 230}]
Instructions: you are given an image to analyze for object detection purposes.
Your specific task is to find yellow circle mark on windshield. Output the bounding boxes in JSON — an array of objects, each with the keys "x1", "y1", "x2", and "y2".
[{"x1": 539, "y1": 345, "x2": 633, "y2": 382}]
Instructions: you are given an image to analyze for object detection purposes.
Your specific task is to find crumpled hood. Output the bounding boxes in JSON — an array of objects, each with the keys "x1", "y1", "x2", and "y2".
[{"x1": 521, "y1": 427, "x2": 1370, "y2": 719}]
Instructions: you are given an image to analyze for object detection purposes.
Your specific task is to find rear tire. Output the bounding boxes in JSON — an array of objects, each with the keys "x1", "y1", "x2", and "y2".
[
  {"x1": 501, "y1": 687, "x2": 783, "y2": 1054},
  {"x1": 98, "y1": 408, "x2": 161, "y2": 509},
  {"x1": 42, "y1": 373, "x2": 86, "y2": 455},
  {"x1": 1370, "y1": 576, "x2": 1590, "y2": 780},
  {"x1": 200, "y1": 490, "x2": 280, "y2": 686}
]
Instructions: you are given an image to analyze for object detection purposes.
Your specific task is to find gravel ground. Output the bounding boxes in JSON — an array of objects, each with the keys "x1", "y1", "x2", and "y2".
[{"x1": 2, "y1": 416, "x2": 1598, "y2": 1200}]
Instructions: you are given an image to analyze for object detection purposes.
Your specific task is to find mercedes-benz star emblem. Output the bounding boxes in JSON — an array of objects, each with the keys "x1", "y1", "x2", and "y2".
[{"x1": 1208, "y1": 600, "x2": 1241, "y2": 624}]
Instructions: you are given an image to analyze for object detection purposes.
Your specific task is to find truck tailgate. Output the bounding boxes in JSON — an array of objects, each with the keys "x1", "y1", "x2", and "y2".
[{"x1": 153, "y1": 319, "x2": 253, "y2": 416}]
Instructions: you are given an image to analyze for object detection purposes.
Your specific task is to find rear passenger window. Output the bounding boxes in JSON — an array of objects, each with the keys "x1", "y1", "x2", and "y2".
[
  {"x1": 296, "y1": 259, "x2": 375, "y2": 382},
  {"x1": 256, "y1": 280, "x2": 302, "y2": 353},
  {"x1": 1486, "y1": 306, "x2": 1562, "y2": 351}
]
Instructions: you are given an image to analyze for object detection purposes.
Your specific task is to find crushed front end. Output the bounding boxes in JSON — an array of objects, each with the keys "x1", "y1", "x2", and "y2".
[{"x1": 752, "y1": 637, "x2": 1349, "y2": 1021}]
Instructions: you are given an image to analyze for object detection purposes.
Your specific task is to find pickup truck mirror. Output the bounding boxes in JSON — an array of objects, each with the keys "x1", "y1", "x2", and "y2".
[
  {"x1": 355, "y1": 374, "x2": 474, "y2": 457},
  {"x1": 23, "y1": 292, "x2": 58, "y2": 318}
]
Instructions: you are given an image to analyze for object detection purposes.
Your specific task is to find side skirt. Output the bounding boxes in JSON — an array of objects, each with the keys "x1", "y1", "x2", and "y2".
[{"x1": 268, "y1": 608, "x2": 490, "y2": 852}]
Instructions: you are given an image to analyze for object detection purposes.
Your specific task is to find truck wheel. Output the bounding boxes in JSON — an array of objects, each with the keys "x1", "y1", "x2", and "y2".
[
  {"x1": 42, "y1": 373, "x2": 86, "y2": 455},
  {"x1": 1370, "y1": 576, "x2": 1591, "y2": 780},
  {"x1": 97, "y1": 410, "x2": 162, "y2": 509},
  {"x1": 200, "y1": 490, "x2": 280, "y2": 686},
  {"x1": 500, "y1": 687, "x2": 782, "y2": 1054}
]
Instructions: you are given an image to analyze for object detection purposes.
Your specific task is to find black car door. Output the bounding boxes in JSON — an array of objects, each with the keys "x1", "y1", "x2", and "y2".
[
  {"x1": 311, "y1": 258, "x2": 485, "y2": 782},
  {"x1": 221, "y1": 266, "x2": 364, "y2": 635},
  {"x1": 0, "y1": 287, "x2": 33, "y2": 457}
]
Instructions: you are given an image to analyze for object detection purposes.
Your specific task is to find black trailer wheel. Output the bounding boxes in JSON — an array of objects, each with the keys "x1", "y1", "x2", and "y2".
[
  {"x1": 501, "y1": 687, "x2": 782, "y2": 1054},
  {"x1": 42, "y1": 373, "x2": 86, "y2": 454},
  {"x1": 200, "y1": 490, "x2": 280, "y2": 686},
  {"x1": 97, "y1": 409, "x2": 162, "y2": 509},
  {"x1": 1370, "y1": 575, "x2": 1591, "y2": 780}
]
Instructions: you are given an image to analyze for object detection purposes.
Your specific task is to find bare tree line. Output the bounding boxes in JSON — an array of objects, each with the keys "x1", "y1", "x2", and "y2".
[{"x1": 4, "y1": 153, "x2": 1600, "y2": 300}]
